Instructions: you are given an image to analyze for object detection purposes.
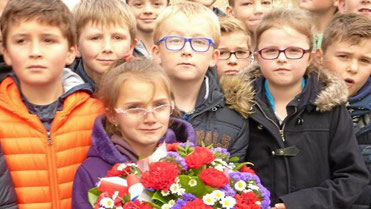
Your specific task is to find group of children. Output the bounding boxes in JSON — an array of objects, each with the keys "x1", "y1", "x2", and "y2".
[{"x1": 0, "y1": 0, "x2": 369, "y2": 209}]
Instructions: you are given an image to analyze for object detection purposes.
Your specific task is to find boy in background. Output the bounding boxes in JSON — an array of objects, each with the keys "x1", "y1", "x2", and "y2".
[
  {"x1": 226, "y1": 0, "x2": 273, "y2": 35},
  {"x1": 216, "y1": 17, "x2": 252, "y2": 78},
  {"x1": 336, "y1": 0, "x2": 371, "y2": 19},
  {"x1": 152, "y1": 2, "x2": 249, "y2": 160},
  {"x1": 188, "y1": 0, "x2": 226, "y2": 16},
  {"x1": 127, "y1": 0, "x2": 169, "y2": 57},
  {"x1": 322, "y1": 13, "x2": 371, "y2": 207},
  {"x1": 0, "y1": 0, "x2": 103, "y2": 208},
  {"x1": 72, "y1": 0, "x2": 137, "y2": 92}
]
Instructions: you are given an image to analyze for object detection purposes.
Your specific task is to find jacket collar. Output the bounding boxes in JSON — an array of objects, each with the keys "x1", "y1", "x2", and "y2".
[{"x1": 220, "y1": 63, "x2": 348, "y2": 118}]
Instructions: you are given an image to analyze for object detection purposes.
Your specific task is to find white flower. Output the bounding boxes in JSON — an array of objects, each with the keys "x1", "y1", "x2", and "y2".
[
  {"x1": 117, "y1": 163, "x2": 127, "y2": 171},
  {"x1": 99, "y1": 197, "x2": 114, "y2": 208},
  {"x1": 170, "y1": 183, "x2": 180, "y2": 194},
  {"x1": 256, "y1": 201, "x2": 261, "y2": 205},
  {"x1": 214, "y1": 164, "x2": 224, "y2": 171},
  {"x1": 243, "y1": 189, "x2": 252, "y2": 193},
  {"x1": 161, "y1": 190, "x2": 170, "y2": 196},
  {"x1": 188, "y1": 179, "x2": 197, "y2": 187},
  {"x1": 211, "y1": 190, "x2": 225, "y2": 200},
  {"x1": 248, "y1": 184, "x2": 259, "y2": 191},
  {"x1": 220, "y1": 196, "x2": 236, "y2": 209},
  {"x1": 112, "y1": 191, "x2": 119, "y2": 200},
  {"x1": 234, "y1": 180, "x2": 247, "y2": 191},
  {"x1": 203, "y1": 193, "x2": 216, "y2": 206},
  {"x1": 175, "y1": 177, "x2": 180, "y2": 184},
  {"x1": 169, "y1": 200, "x2": 176, "y2": 206},
  {"x1": 178, "y1": 188, "x2": 186, "y2": 195},
  {"x1": 117, "y1": 207, "x2": 123, "y2": 209},
  {"x1": 161, "y1": 204, "x2": 171, "y2": 209}
]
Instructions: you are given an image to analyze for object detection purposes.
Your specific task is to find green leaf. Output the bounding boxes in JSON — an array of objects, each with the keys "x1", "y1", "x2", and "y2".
[
  {"x1": 234, "y1": 162, "x2": 254, "y2": 171},
  {"x1": 229, "y1": 156, "x2": 240, "y2": 162},
  {"x1": 87, "y1": 187, "x2": 100, "y2": 208},
  {"x1": 152, "y1": 191, "x2": 173, "y2": 205},
  {"x1": 178, "y1": 175, "x2": 214, "y2": 198}
]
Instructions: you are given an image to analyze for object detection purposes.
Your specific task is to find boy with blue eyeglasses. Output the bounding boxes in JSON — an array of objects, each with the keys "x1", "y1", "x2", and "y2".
[{"x1": 152, "y1": 1, "x2": 249, "y2": 160}]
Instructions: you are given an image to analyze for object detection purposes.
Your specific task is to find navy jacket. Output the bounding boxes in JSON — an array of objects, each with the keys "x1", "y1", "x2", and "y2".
[
  {"x1": 221, "y1": 64, "x2": 370, "y2": 209},
  {"x1": 72, "y1": 115, "x2": 196, "y2": 209}
]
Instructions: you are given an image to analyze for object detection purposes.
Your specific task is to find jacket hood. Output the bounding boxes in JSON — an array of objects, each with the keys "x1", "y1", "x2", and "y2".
[
  {"x1": 88, "y1": 115, "x2": 196, "y2": 165},
  {"x1": 220, "y1": 63, "x2": 348, "y2": 118}
]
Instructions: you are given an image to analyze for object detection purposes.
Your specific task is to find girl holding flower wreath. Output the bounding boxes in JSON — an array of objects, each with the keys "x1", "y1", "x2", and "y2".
[{"x1": 72, "y1": 58, "x2": 196, "y2": 209}]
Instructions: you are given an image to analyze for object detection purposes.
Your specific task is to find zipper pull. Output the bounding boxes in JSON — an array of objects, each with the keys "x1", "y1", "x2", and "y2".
[
  {"x1": 279, "y1": 129, "x2": 285, "y2": 142},
  {"x1": 47, "y1": 131, "x2": 52, "y2": 145}
]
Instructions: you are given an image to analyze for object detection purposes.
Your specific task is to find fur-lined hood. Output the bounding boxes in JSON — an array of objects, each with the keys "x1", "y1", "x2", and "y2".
[{"x1": 220, "y1": 63, "x2": 348, "y2": 119}]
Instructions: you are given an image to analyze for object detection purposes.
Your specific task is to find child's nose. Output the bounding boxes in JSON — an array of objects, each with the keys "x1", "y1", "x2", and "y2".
[
  {"x1": 30, "y1": 40, "x2": 42, "y2": 58},
  {"x1": 102, "y1": 38, "x2": 113, "y2": 53},
  {"x1": 144, "y1": 3, "x2": 153, "y2": 13},
  {"x1": 254, "y1": 2, "x2": 263, "y2": 13},
  {"x1": 228, "y1": 53, "x2": 238, "y2": 63},
  {"x1": 348, "y1": 59, "x2": 359, "y2": 74},
  {"x1": 181, "y1": 41, "x2": 193, "y2": 55}
]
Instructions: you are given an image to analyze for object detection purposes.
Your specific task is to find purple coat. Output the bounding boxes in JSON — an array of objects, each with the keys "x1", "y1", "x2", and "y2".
[{"x1": 72, "y1": 115, "x2": 196, "y2": 209}]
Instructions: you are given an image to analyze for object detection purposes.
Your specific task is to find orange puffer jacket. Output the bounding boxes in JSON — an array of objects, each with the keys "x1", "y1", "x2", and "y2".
[{"x1": 0, "y1": 76, "x2": 104, "y2": 209}]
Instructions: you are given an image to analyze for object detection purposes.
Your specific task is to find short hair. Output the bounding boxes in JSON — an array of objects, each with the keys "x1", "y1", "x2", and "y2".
[
  {"x1": 322, "y1": 13, "x2": 371, "y2": 53},
  {"x1": 73, "y1": 0, "x2": 136, "y2": 43},
  {"x1": 219, "y1": 17, "x2": 252, "y2": 49},
  {"x1": 254, "y1": 8, "x2": 314, "y2": 51},
  {"x1": 98, "y1": 58, "x2": 174, "y2": 137},
  {"x1": 0, "y1": 0, "x2": 76, "y2": 48},
  {"x1": 154, "y1": 1, "x2": 221, "y2": 47}
]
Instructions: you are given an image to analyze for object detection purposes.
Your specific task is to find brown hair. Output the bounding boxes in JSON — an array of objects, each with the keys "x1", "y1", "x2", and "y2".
[
  {"x1": 321, "y1": 13, "x2": 371, "y2": 53},
  {"x1": 254, "y1": 8, "x2": 314, "y2": 51},
  {"x1": 154, "y1": 1, "x2": 221, "y2": 47},
  {"x1": 0, "y1": 0, "x2": 76, "y2": 48},
  {"x1": 219, "y1": 17, "x2": 252, "y2": 49},
  {"x1": 98, "y1": 57, "x2": 175, "y2": 137},
  {"x1": 73, "y1": 0, "x2": 136, "y2": 43}
]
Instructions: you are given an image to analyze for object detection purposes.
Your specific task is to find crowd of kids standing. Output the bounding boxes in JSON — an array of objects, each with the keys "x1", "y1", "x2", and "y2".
[{"x1": 0, "y1": 0, "x2": 369, "y2": 209}]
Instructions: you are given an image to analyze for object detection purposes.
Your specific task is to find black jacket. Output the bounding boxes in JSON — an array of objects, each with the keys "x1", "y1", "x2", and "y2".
[
  {"x1": 185, "y1": 67, "x2": 249, "y2": 161},
  {"x1": 221, "y1": 64, "x2": 370, "y2": 209},
  {"x1": 0, "y1": 144, "x2": 18, "y2": 209}
]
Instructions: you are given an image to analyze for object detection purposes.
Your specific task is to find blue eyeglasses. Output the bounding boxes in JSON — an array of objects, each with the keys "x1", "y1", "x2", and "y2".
[{"x1": 156, "y1": 36, "x2": 216, "y2": 52}]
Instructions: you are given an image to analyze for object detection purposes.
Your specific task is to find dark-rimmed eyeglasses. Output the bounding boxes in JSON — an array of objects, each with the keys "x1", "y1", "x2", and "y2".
[
  {"x1": 256, "y1": 47, "x2": 311, "y2": 60},
  {"x1": 219, "y1": 50, "x2": 252, "y2": 60},
  {"x1": 156, "y1": 36, "x2": 216, "y2": 52}
]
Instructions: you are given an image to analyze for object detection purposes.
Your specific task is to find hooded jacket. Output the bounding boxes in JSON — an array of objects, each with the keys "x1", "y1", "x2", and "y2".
[
  {"x1": 72, "y1": 115, "x2": 196, "y2": 209},
  {"x1": 0, "y1": 144, "x2": 17, "y2": 209},
  {"x1": 0, "y1": 69, "x2": 104, "y2": 209},
  {"x1": 220, "y1": 64, "x2": 370, "y2": 209},
  {"x1": 185, "y1": 67, "x2": 249, "y2": 161}
]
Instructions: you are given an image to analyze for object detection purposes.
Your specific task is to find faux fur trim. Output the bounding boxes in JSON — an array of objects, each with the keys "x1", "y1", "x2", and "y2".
[{"x1": 220, "y1": 63, "x2": 348, "y2": 117}]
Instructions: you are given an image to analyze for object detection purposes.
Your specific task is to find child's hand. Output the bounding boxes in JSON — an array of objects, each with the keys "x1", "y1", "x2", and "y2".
[{"x1": 272, "y1": 203, "x2": 286, "y2": 209}]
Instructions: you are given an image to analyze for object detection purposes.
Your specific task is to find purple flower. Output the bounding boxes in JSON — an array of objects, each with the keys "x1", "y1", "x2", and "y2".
[
  {"x1": 220, "y1": 184, "x2": 236, "y2": 197},
  {"x1": 182, "y1": 193, "x2": 196, "y2": 201},
  {"x1": 172, "y1": 199, "x2": 188, "y2": 209},
  {"x1": 179, "y1": 142, "x2": 195, "y2": 148},
  {"x1": 166, "y1": 151, "x2": 188, "y2": 170},
  {"x1": 211, "y1": 147, "x2": 230, "y2": 156},
  {"x1": 258, "y1": 184, "x2": 271, "y2": 209}
]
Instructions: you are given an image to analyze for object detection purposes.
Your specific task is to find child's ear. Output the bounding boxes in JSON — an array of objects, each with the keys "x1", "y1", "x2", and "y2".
[
  {"x1": 130, "y1": 39, "x2": 138, "y2": 54},
  {"x1": 152, "y1": 45, "x2": 162, "y2": 65},
  {"x1": 209, "y1": 49, "x2": 220, "y2": 68},
  {"x1": 334, "y1": 0, "x2": 345, "y2": 12},
  {"x1": 76, "y1": 45, "x2": 82, "y2": 58},
  {"x1": 66, "y1": 45, "x2": 77, "y2": 65},
  {"x1": 310, "y1": 49, "x2": 322, "y2": 66},
  {"x1": 226, "y1": 6, "x2": 234, "y2": 16},
  {"x1": 106, "y1": 109, "x2": 118, "y2": 125},
  {"x1": 2, "y1": 48, "x2": 12, "y2": 66}
]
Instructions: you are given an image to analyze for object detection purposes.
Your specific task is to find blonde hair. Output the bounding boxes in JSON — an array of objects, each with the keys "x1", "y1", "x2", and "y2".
[
  {"x1": 153, "y1": 1, "x2": 221, "y2": 47},
  {"x1": 219, "y1": 17, "x2": 252, "y2": 49},
  {"x1": 1, "y1": 0, "x2": 76, "y2": 48},
  {"x1": 322, "y1": 13, "x2": 371, "y2": 53},
  {"x1": 73, "y1": 0, "x2": 136, "y2": 43},
  {"x1": 98, "y1": 58, "x2": 174, "y2": 137},
  {"x1": 254, "y1": 8, "x2": 314, "y2": 51}
]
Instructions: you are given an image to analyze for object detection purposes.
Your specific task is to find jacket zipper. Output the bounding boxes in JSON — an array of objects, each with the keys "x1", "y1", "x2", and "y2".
[{"x1": 45, "y1": 129, "x2": 59, "y2": 208}]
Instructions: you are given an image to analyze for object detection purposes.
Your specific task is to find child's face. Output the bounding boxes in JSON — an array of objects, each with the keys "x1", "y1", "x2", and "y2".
[
  {"x1": 152, "y1": 14, "x2": 219, "y2": 83},
  {"x1": 113, "y1": 78, "x2": 171, "y2": 151},
  {"x1": 299, "y1": 0, "x2": 336, "y2": 12},
  {"x1": 337, "y1": 0, "x2": 371, "y2": 19},
  {"x1": 77, "y1": 22, "x2": 135, "y2": 76},
  {"x1": 229, "y1": 0, "x2": 273, "y2": 32},
  {"x1": 127, "y1": 0, "x2": 168, "y2": 33},
  {"x1": 256, "y1": 26, "x2": 311, "y2": 89},
  {"x1": 322, "y1": 40, "x2": 371, "y2": 97},
  {"x1": 216, "y1": 31, "x2": 251, "y2": 77},
  {"x1": 3, "y1": 19, "x2": 75, "y2": 86}
]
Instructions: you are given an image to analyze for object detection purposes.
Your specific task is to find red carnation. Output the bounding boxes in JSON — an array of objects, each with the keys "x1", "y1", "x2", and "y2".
[
  {"x1": 106, "y1": 163, "x2": 133, "y2": 177},
  {"x1": 200, "y1": 168, "x2": 229, "y2": 188},
  {"x1": 185, "y1": 147, "x2": 215, "y2": 169},
  {"x1": 123, "y1": 200, "x2": 152, "y2": 209},
  {"x1": 166, "y1": 143, "x2": 180, "y2": 152},
  {"x1": 181, "y1": 198, "x2": 213, "y2": 209},
  {"x1": 239, "y1": 165, "x2": 256, "y2": 175},
  {"x1": 140, "y1": 161, "x2": 179, "y2": 191},
  {"x1": 235, "y1": 192, "x2": 261, "y2": 209}
]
